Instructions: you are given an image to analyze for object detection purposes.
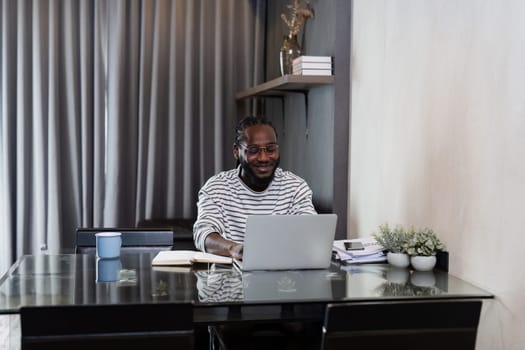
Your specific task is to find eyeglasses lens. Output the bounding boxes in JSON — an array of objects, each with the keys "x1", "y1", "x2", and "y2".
[{"x1": 244, "y1": 144, "x2": 279, "y2": 156}]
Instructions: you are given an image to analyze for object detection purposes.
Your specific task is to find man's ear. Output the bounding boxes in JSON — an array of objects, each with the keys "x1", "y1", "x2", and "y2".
[{"x1": 233, "y1": 143, "x2": 239, "y2": 161}]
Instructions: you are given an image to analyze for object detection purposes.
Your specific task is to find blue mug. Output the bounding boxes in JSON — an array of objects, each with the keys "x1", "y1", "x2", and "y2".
[{"x1": 95, "y1": 232, "x2": 122, "y2": 259}]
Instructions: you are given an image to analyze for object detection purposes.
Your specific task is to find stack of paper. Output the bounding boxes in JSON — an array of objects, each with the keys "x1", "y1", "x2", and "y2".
[
  {"x1": 333, "y1": 237, "x2": 386, "y2": 264},
  {"x1": 292, "y1": 55, "x2": 332, "y2": 76}
]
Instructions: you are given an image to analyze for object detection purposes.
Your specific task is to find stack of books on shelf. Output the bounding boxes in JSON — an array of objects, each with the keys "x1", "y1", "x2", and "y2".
[{"x1": 292, "y1": 55, "x2": 332, "y2": 76}]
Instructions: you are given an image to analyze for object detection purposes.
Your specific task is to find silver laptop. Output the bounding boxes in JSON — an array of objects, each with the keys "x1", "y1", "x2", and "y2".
[{"x1": 234, "y1": 214, "x2": 337, "y2": 271}]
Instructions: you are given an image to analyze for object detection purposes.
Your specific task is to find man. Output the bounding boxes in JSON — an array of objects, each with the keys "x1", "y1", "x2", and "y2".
[
  {"x1": 193, "y1": 116, "x2": 317, "y2": 259},
  {"x1": 193, "y1": 116, "x2": 320, "y2": 349}
]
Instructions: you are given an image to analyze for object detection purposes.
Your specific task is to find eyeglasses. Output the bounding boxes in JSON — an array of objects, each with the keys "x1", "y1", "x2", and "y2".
[{"x1": 238, "y1": 143, "x2": 279, "y2": 156}]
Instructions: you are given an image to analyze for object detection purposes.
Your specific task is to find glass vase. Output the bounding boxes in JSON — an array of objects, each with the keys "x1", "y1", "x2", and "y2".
[{"x1": 279, "y1": 34, "x2": 301, "y2": 76}]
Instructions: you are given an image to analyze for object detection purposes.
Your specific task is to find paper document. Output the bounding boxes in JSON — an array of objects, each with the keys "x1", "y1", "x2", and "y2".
[{"x1": 333, "y1": 237, "x2": 386, "y2": 264}]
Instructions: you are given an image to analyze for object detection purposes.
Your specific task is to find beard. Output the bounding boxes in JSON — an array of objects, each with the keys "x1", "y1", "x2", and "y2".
[{"x1": 240, "y1": 157, "x2": 280, "y2": 189}]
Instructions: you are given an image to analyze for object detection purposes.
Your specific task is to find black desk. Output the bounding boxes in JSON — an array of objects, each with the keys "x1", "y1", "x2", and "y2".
[{"x1": 0, "y1": 253, "x2": 493, "y2": 323}]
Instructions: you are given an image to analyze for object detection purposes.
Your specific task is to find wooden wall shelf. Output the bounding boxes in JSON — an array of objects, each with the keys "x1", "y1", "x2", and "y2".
[{"x1": 236, "y1": 75, "x2": 334, "y2": 100}]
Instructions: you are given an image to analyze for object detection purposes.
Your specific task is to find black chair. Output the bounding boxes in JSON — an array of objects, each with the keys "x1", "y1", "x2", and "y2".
[
  {"x1": 21, "y1": 303, "x2": 194, "y2": 349},
  {"x1": 322, "y1": 300, "x2": 482, "y2": 350},
  {"x1": 75, "y1": 227, "x2": 174, "y2": 255},
  {"x1": 138, "y1": 218, "x2": 197, "y2": 250}
]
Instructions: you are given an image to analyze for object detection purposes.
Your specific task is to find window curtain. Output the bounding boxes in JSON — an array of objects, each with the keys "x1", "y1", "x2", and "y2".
[{"x1": 0, "y1": 0, "x2": 266, "y2": 274}]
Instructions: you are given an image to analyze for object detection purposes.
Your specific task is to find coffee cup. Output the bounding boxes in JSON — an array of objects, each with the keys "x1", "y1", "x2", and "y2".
[
  {"x1": 95, "y1": 232, "x2": 122, "y2": 259},
  {"x1": 96, "y1": 257, "x2": 121, "y2": 282}
]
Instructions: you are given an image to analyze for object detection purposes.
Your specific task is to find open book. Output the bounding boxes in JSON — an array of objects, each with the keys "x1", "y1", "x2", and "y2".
[{"x1": 151, "y1": 250, "x2": 232, "y2": 266}]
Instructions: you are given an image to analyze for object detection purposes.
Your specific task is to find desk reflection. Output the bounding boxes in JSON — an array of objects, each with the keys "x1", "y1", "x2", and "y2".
[
  {"x1": 195, "y1": 267, "x2": 243, "y2": 302},
  {"x1": 194, "y1": 268, "x2": 340, "y2": 303},
  {"x1": 343, "y1": 264, "x2": 444, "y2": 298},
  {"x1": 242, "y1": 270, "x2": 334, "y2": 302},
  {"x1": 96, "y1": 257, "x2": 121, "y2": 282}
]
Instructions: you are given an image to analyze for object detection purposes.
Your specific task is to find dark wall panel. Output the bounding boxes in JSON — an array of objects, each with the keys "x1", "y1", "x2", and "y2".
[{"x1": 264, "y1": 0, "x2": 349, "y2": 238}]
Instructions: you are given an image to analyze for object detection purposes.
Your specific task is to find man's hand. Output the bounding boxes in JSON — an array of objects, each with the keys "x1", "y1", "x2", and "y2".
[
  {"x1": 228, "y1": 243, "x2": 243, "y2": 260},
  {"x1": 204, "y1": 233, "x2": 243, "y2": 259}
]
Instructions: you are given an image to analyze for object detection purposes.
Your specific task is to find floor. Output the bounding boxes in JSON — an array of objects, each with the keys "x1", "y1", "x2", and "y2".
[{"x1": 0, "y1": 315, "x2": 20, "y2": 350}]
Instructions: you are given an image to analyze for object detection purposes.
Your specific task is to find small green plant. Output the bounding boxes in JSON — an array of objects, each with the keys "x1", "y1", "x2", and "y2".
[
  {"x1": 372, "y1": 223, "x2": 412, "y2": 254},
  {"x1": 404, "y1": 228, "x2": 445, "y2": 256}
]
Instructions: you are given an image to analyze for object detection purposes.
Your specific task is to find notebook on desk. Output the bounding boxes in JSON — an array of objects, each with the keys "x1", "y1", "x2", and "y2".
[{"x1": 233, "y1": 214, "x2": 338, "y2": 271}]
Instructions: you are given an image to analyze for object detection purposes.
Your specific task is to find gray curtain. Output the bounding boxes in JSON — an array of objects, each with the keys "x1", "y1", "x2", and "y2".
[{"x1": 0, "y1": 0, "x2": 266, "y2": 274}]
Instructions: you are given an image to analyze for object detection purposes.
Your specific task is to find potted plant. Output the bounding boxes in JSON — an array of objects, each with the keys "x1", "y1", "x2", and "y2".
[
  {"x1": 372, "y1": 223, "x2": 412, "y2": 268},
  {"x1": 404, "y1": 228, "x2": 445, "y2": 271}
]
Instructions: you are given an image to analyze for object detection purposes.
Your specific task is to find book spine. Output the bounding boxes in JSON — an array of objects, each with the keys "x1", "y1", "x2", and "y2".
[
  {"x1": 293, "y1": 55, "x2": 332, "y2": 64},
  {"x1": 293, "y1": 62, "x2": 332, "y2": 70},
  {"x1": 293, "y1": 69, "x2": 332, "y2": 76}
]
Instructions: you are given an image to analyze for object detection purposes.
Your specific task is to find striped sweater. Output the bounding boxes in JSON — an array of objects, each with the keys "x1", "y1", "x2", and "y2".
[{"x1": 193, "y1": 167, "x2": 317, "y2": 251}]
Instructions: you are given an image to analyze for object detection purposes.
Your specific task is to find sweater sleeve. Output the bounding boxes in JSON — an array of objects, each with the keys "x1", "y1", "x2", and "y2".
[{"x1": 193, "y1": 184, "x2": 226, "y2": 252}]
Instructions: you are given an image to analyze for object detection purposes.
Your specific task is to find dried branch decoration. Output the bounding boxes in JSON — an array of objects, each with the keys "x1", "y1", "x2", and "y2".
[{"x1": 281, "y1": 0, "x2": 314, "y2": 36}]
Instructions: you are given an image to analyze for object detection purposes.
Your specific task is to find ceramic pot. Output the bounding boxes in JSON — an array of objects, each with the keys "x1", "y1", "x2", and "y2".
[
  {"x1": 387, "y1": 252, "x2": 410, "y2": 268},
  {"x1": 410, "y1": 255, "x2": 436, "y2": 271}
]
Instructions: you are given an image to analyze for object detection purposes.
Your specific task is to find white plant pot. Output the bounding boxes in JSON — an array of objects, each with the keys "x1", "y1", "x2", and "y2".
[
  {"x1": 387, "y1": 252, "x2": 410, "y2": 268},
  {"x1": 410, "y1": 255, "x2": 436, "y2": 271}
]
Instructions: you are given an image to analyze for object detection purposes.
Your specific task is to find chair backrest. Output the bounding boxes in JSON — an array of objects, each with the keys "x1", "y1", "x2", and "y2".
[
  {"x1": 21, "y1": 303, "x2": 194, "y2": 349},
  {"x1": 322, "y1": 300, "x2": 482, "y2": 350},
  {"x1": 75, "y1": 228, "x2": 174, "y2": 255},
  {"x1": 138, "y1": 218, "x2": 196, "y2": 250}
]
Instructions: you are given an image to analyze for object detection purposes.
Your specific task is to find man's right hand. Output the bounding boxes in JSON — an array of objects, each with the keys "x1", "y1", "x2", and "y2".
[
  {"x1": 228, "y1": 243, "x2": 243, "y2": 260},
  {"x1": 204, "y1": 232, "x2": 243, "y2": 259}
]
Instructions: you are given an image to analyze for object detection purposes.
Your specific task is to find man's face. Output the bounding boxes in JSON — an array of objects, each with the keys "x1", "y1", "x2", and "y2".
[{"x1": 235, "y1": 124, "x2": 280, "y2": 188}]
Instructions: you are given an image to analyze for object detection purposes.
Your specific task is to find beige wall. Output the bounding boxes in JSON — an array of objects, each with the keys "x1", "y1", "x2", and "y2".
[{"x1": 349, "y1": 0, "x2": 525, "y2": 349}]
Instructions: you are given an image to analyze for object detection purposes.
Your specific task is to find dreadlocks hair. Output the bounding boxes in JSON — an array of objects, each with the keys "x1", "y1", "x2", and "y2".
[{"x1": 234, "y1": 116, "x2": 277, "y2": 167}]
